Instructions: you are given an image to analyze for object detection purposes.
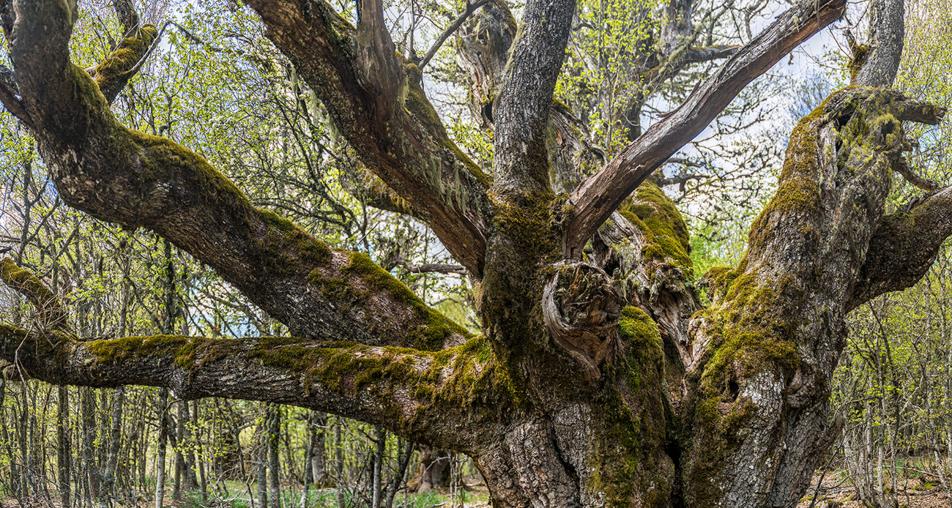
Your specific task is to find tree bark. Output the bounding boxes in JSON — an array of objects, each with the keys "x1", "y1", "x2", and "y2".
[{"x1": 1, "y1": 0, "x2": 950, "y2": 506}]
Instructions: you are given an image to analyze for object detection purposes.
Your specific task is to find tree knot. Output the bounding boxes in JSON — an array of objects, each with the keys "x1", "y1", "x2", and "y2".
[{"x1": 542, "y1": 261, "x2": 623, "y2": 380}]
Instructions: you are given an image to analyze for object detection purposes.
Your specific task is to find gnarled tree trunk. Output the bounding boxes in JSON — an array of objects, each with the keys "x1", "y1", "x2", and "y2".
[{"x1": 0, "y1": 0, "x2": 947, "y2": 506}]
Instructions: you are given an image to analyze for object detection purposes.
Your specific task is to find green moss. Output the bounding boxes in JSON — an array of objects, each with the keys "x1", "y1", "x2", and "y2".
[
  {"x1": 848, "y1": 43, "x2": 869, "y2": 81},
  {"x1": 489, "y1": 189, "x2": 559, "y2": 260},
  {"x1": 126, "y1": 128, "x2": 246, "y2": 199},
  {"x1": 618, "y1": 182, "x2": 692, "y2": 274},
  {"x1": 617, "y1": 306, "x2": 663, "y2": 368},
  {"x1": 745, "y1": 99, "x2": 828, "y2": 252},
  {"x1": 701, "y1": 265, "x2": 738, "y2": 301},
  {"x1": 588, "y1": 306, "x2": 670, "y2": 505},
  {"x1": 93, "y1": 25, "x2": 159, "y2": 86},
  {"x1": 681, "y1": 272, "x2": 802, "y2": 504},
  {"x1": 249, "y1": 335, "x2": 516, "y2": 418},
  {"x1": 86, "y1": 335, "x2": 241, "y2": 370},
  {"x1": 88, "y1": 335, "x2": 186, "y2": 364},
  {"x1": 257, "y1": 207, "x2": 333, "y2": 267},
  {"x1": 0, "y1": 258, "x2": 56, "y2": 306},
  {"x1": 121, "y1": 128, "x2": 337, "y2": 278},
  {"x1": 306, "y1": 252, "x2": 469, "y2": 350},
  {"x1": 697, "y1": 274, "x2": 799, "y2": 394}
]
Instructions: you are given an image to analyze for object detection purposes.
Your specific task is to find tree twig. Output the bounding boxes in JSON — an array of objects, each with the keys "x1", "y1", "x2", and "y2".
[{"x1": 418, "y1": 0, "x2": 490, "y2": 71}]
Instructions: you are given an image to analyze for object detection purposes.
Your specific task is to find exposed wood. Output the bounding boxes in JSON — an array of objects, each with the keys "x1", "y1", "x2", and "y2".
[{"x1": 563, "y1": 0, "x2": 848, "y2": 256}]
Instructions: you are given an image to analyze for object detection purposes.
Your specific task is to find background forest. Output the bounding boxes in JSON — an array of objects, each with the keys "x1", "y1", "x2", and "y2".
[{"x1": 0, "y1": 0, "x2": 949, "y2": 506}]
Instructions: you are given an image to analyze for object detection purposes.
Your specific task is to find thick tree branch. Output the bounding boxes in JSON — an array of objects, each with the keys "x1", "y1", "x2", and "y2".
[
  {"x1": 89, "y1": 23, "x2": 160, "y2": 103},
  {"x1": 8, "y1": 0, "x2": 467, "y2": 350},
  {"x1": 563, "y1": 0, "x2": 847, "y2": 255},
  {"x1": 853, "y1": 0, "x2": 903, "y2": 87},
  {"x1": 851, "y1": 186, "x2": 952, "y2": 309},
  {"x1": 456, "y1": 0, "x2": 516, "y2": 127},
  {"x1": 492, "y1": 0, "x2": 576, "y2": 194},
  {"x1": 355, "y1": 0, "x2": 404, "y2": 120},
  {"x1": 0, "y1": 324, "x2": 508, "y2": 451},
  {"x1": 111, "y1": 0, "x2": 140, "y2": 34},
  {"x1": 681, "y1": 87, "x2": 940, "y2": 506},
  {"x1": 243, "y1": 0, "x2": 491, "y2": 275}
]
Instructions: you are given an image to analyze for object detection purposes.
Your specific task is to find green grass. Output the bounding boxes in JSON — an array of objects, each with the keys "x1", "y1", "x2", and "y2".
[{"x1": 180, "y1": 481, "x2": 489, "y2": 508}]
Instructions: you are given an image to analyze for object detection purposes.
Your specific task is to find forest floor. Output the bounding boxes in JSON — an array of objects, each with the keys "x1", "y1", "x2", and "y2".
[
  {"x1": 797, "y1": 469, "x2": 951, "y2": 507},
  {"x1": 7, "y1": 477, "x2": 951, "y2": 507},
  {"x1": 1, "y1": 485, "x2": 492, "y2": 508}
]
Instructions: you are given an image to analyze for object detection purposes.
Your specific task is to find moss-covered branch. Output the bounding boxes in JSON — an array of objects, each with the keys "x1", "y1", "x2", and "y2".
[
  {"x1": 90, "y1": 23, "x2": 159, "y2": 103},
  {"x1": 7, "y1": 0, "x2": 467, "y2": 349},
  {"x1": 851, "y1": 186, "x2": 952, "y2": 308},
  {"x1": 680, "y1": 87, "x2": 945, "y2": 507},
  {"x1": 0, "y1": 323, "x2": 511, "y2": 451},
  {"x1": 0, "y1": 258, "x2": 68, "y2": 331}
]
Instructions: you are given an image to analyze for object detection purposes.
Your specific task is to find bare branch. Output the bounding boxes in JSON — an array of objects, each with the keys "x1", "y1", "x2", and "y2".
[
  {"x1": 563, "y1": 0, "x2": 847, "y2": 256},
  {"x1": 892, "y1": 156, "x2": 938, "y2": 191},
  {"x1": 418, "y1": 0, "x2": 490, "y2": 71},
  {"x1": 406, "y1": 263, "x2": 467, "y2": 275}
]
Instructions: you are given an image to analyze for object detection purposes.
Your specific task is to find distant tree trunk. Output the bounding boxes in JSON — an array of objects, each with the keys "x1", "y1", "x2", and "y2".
[
  {"x1": 81, "y1": 388, "x2": 100, "y2": 504},
  {"x1": 384, "y1": 440, "x2": 413, "y2": 508},
  {"x1": 57, "y1": 385, "x2": 71, "y2": 508},
  {"x1": 299, "y1": 410, "x2": 325, "y2": 508},
  {"x1": 311, "y1": 413, "x2": 327, "y2": 486},
  {"x1": 267, "y1": 404, "x2": 281, "y2": 508},
  {"x1": 101, "y1": 386, "x2": 125, "y2": 506},
  {"x1": 156, "y1": 238, "x2": 177, "y2": 508},
  {"x1": 415, "y1": 448, "x2": 450, "y2": 492},
  {"x1": 154, "y1": 389, "x2": 169, "y2": 508},
  {"x1": 335, "y1": 419, "x2": 345, "y2": 508},
  {"x1": 371, "y1": 427, "x2": 385, "y2": 508},
  {"x1": 299, "y1": 423, "x2": 313, "y2": 508},
  {"x1": 256, "y1": 416, "x2": 268, "y2": 508}
]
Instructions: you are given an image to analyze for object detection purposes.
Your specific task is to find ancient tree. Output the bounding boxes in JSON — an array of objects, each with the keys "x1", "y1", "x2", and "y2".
[{"x1": 0, "y1": 0, "x2": 947, "y2": 505}]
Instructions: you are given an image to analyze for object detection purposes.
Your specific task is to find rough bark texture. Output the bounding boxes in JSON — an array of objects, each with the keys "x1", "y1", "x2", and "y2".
[
  {"x1": 1, "y1": 0, "x2": 949, "y2": 506},
  {"x1": 243, "y1": 0, "x2": 492, "y2": 276}
]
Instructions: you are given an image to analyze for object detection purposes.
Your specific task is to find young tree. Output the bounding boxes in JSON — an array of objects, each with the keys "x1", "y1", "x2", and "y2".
[{"x1": 0, "y1": 0, "x2": 947, "y2": 505}]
